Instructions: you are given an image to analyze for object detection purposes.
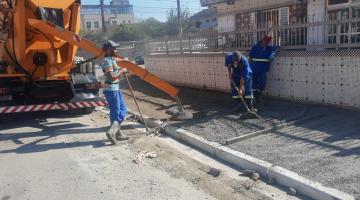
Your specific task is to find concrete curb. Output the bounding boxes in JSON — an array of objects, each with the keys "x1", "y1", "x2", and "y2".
[{"x1": 126, "y1": 110, "x2": 355, "y2": 200}]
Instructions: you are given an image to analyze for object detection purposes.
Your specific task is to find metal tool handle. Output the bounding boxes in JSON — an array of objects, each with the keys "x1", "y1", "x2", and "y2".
[
  {"x1": 125, "y1": 74, "x2": 149, "y2": 131},
  {"x1": 230, "y1": 80, "x2": 251, "y2": 112}
]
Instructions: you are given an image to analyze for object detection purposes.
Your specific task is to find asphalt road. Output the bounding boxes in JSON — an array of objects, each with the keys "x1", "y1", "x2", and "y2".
[{"x1": 0, "y1": 109, "x2": 293, "y2": 200}]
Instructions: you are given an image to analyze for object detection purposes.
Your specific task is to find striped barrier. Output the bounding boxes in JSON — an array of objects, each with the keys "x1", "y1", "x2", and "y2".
[{"x1": 0, "y1": 101, "x2": 108, "y2": 114}]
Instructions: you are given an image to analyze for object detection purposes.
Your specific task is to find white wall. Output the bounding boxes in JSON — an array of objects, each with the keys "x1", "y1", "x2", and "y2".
[
  {"x1": 145, "y1": 54, "x2": 230, "y2": 92},
  {"x1": 145, "y1": 52, "x2": 360, "y2": 109},
  {"x1": 217, "y1": 15, "x2": 235, "y2": 32}
]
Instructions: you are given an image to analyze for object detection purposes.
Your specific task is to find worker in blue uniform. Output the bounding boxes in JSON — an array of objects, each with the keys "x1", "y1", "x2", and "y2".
[
  {"x1": 249, "y1": 35, "x2": 277, "y2": 105},
  {"x1": 101, "y1": 40, "x2": 129, "y2": 145},
  {"x1": 225, "y1": 51, "x2": 255, "y2": 110}
]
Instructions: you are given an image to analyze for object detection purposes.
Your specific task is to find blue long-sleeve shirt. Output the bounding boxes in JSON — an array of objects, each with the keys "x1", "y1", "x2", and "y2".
[
  {"x1": 249, "y1": 42, "x2": 276, "y2": 73},
  {"x1": 225, "y1": 53, "x2": 252, "y2": 79}
]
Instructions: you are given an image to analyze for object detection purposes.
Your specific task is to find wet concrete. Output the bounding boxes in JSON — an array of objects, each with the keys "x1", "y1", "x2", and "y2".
[
  {"x1": 120, "y1": 77, "x2": 360, "y2": 198},
  {"x1": 228, "y1": 105, "x2": 360, "y2": 197},
  {"x1": 172, "y1": 99, "x2": 319, "y2": 144}
]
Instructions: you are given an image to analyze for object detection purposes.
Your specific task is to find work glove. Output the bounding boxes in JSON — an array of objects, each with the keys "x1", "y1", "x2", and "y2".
[{"x1": 269, "y1": 53, "x2": 276, "y2": 61}]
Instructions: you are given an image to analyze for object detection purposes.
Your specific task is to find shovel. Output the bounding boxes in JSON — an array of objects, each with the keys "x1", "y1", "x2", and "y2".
[
  {"x1": 125, "y1": 74, "x2": 149, "y2": 131},
  {"x1": 230, "y1": 80, "x2": 263, "y2": 120}
]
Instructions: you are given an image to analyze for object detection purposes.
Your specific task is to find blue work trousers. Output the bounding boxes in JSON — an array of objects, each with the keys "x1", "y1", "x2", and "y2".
[
  {"x1": 252, "y1": 72, "x2": 267, "y2": 92},
  {"x1": 104, "y1": 90, "x2": 127, "y2": 125},
  {"x1": 231, "y1": 77, "x2": 253, "y2": 99}
]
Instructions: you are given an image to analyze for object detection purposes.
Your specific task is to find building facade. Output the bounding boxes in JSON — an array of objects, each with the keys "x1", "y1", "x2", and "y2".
[
  {"x1": 201, "y1": 0, "x2": 360, "y2": 48},
  {"x1": 80, "y1": 0, "x2": 134, "y2": 31},
  {"x1": 191, "y1": 9, "x2": 218, "y2": 31}
]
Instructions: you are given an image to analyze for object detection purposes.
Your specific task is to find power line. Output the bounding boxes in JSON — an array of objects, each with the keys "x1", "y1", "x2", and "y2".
[
  {"x1": 100, "y1": 0, "x2": 107, "y2": 32},
  {"x1": 177, "y1": 0, "x2": 183, "y2": 53}
]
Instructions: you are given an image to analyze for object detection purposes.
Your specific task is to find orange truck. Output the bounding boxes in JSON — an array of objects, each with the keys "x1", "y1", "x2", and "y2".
[{"x1": 0, "y1": 0, "x2": 180, "y2": 114}]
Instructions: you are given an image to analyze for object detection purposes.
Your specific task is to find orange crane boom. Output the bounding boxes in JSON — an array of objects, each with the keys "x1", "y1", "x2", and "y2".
[{"x1": 27, "y1": 19, "x2": 180, "y2": 98}]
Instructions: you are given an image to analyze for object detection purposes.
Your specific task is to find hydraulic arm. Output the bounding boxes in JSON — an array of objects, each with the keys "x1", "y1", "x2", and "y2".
[{"x1": 27, "y1": 18, "x2": 180, "y2": 98}]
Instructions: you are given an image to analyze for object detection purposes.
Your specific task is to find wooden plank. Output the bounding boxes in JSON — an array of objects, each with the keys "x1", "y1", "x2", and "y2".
[{"x1": 225, "y1": 114, "x2": 326, "y2": 145}]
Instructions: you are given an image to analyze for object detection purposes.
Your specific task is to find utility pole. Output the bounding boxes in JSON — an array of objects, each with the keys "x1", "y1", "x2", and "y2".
[
  {"x1": 176, "y1": 0, "x2": 183, "y2": 54},
  {"x1": 100, "y1": 0, "x2": 107, "y2": 33}
]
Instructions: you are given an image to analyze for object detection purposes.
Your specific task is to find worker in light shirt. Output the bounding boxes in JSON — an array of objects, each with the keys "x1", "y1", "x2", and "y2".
[{"x1": 101, "y1": 40, "x2": 129, "y2": 145}]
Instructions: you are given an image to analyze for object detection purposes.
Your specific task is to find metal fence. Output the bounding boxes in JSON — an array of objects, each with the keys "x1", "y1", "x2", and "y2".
[
  {"x1": 115, "y1": 41, "x2": 146, "y2": 58},
  {"x1": 145, "y1": 18, "x2": 360, "y2": 54}
]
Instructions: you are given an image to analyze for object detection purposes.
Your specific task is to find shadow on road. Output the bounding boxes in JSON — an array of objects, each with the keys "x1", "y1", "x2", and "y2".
[{"x1": 0, "y1": 111, "x2": 108, "y2": 154}]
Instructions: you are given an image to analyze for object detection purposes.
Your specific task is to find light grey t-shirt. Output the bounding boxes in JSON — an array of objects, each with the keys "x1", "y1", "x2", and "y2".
[{"x1": 101, "y1": 57, "x2": 121, "y2": 91}]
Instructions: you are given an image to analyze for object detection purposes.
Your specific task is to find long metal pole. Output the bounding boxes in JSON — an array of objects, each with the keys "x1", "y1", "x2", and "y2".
[
  {"x1": 100, "y1": 0, "x2": 107, "y2": 33},
  {"x1": 124, "y1": 74, "x2": 149, "y2": 131},
  {"x1": 177, "y1": 0, "x2": 183, "y2": 54}
]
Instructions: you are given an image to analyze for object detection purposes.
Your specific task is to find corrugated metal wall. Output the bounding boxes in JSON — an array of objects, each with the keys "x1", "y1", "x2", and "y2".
[{"x1": 145, "y1": 51, "x2": 360, "y2": 109}]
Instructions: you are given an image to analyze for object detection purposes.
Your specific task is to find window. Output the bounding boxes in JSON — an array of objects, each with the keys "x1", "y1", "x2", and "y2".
[
  {"x1": 212, "y1": 18, "x2": 217, "y2": 22},
  {"x1": 94, "y1": 21, "x2": 99, "y2": 28},
  {"x1": 255, "y1": 9, "x2": 280, "y2": 42},
  {"x1": 351, "y1": 7, "x2": 360, "y2": 43},
  {"x1": 38, "y1": 7, "x2": 64, "y2": 28},
  {"x1": 128, "y1": 20, "x2": 131, "y2": 24},
  {"x1": 86, "y1": 21, "x2": 91, "y2": 30},
  {"x1": 327, "y1": 9, "x2": 349, "y2": 44},
  {"x1": 105, "y1": 21, "x2": 110, "y2": 25},
  {"x1": 112, "y1": 21, "x2": 117, "y2": 25},
  {"x1": 206, "y1": 19, "x2": 210, "y2": 23},
  {"x1": 255, "y1": 9, "x2": 279, "y2": 29},
  {"x1": 328, "y1": 0, "x2": 349, "y2": 6},
  {"x1": 195, "y1": 21, "x2": 202, "y2": 28},
  {"x1": 326, "y1": 1, "x2": 360, "y2": 45},
  {"x1": 226, "y1": 0, "x2": 235, "y2": 5},
  {"x1": 352, "y1": 6, "x2": 360, "y2": 18},
  {"x1": 123, "y1": 20, "x2": 126, "y2": 24}
]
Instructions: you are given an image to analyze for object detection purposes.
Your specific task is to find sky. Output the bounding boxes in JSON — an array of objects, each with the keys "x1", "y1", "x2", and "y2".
[{"x1": 82, "y1": 0, "x2": 205, "y2": 22}]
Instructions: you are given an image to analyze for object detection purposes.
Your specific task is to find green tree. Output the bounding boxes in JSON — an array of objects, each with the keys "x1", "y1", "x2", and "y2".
[
  {"x1": 80, "y1": 7, "x2": 192, "y2": 43},
  {"x1": 165, "y1": 8, "x2": 191, "y2": 36},
  {"x1": 136, "y1": 17, "x2": 165, "y2": 39},
  {"x1": 108, "y1": 24, "x2": 137, "y2": 41},
  {"x1": 80, "y1": 29, "x2": 107, "y2": 43}
]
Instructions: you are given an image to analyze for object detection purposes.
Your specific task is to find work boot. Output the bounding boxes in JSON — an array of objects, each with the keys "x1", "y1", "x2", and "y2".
[
  {"x1": 106, "y1": 121, "x2": 119, "y2": 145},
  {"x1": 115, "y1": 129, "x2": 129, "y2": 141}
]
